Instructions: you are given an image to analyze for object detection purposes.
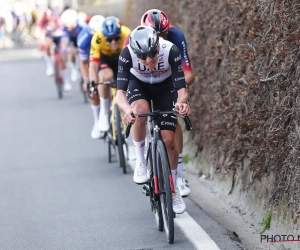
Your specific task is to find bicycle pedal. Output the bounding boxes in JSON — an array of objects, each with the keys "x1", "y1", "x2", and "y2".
[{"x1": 142, "y1": 185, "x2": 150, "y2": 196}]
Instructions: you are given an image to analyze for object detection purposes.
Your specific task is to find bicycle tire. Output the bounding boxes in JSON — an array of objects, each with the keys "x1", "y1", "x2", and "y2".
[
  {"x1": 54, "y1": 61, "x2": 63, "y2": 99},
  {"x1": 147, "y1": 145, "x2": 163, "y2": 231},
  {"x1": 156, "y1": 139, "x2": 174, "y2": 244},
  {"x1": 115, "y1": 104, "x2": 126, "y2": 173}
]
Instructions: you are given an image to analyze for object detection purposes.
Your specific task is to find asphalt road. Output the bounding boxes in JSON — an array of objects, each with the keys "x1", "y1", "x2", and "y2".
[{"x1": 0, "y1": 48, "x2": 246, "y2": 250}]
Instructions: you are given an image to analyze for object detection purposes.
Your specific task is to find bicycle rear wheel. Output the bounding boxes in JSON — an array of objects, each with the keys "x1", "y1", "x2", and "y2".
[
  {"x1": 156, "y1": 139, "x2": 174, "y2": 244},
  {"x1": 115, "y1": 104, "x2": 126, "y2": 173}
]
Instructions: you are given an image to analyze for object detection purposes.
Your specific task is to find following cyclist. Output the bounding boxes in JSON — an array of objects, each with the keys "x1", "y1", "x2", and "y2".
[
  {"x1": 60, "y1": 9, "x2": 87, "y2": 91},
  {"x1": 116, "y1": 26, "x2": 190, "y2": 214},
  {"x1": 123, "y1": 9, "x2": 195, "y2": 197},
  {"x1": 77, "y1": 15, "x2": 105, "y2": 139},
  {"x1": 89, "y1": 16, "x2": 131, "y2": 133}
]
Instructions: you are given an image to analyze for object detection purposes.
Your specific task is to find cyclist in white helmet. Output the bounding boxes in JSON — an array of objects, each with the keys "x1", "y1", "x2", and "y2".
[
  {"x1": 77, "y1": 15, "x2": 105, "y2": 139},
  {"x1": 59, "y1": 9, "x2": 87, "y2": 91}
]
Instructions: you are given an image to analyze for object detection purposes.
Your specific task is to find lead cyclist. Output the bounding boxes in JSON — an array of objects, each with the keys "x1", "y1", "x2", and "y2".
[{"x1": 116, "y1": 26, "x2": 190, "y2": 214}]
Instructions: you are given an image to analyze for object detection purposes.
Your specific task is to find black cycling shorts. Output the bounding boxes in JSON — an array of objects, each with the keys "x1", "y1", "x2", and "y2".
[
  {"x1": 126, "y1": 74, "x2": 177, "y2": 132},
  {"x1": 99, "y1": 56, "x2": 118, "y2": 78}
]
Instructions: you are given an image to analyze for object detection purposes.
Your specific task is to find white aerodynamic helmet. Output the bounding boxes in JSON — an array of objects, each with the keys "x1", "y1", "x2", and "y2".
[
  {"x1": 88, "y1": 15, "x2": 105, "y2": 34},
  {"x1": 60, "y1": 9, "x2": 78, "y2": 27}
]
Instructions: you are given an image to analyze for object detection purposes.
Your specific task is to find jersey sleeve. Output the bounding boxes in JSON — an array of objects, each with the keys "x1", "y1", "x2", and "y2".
[
  {"x1": 167, "y1": 27, "x2": 192, "y2": 71},
  {"x1": 77, "y1": 27, "x2": 91, "y2": 61},
  {"x1": 89, "y1": 31, "x2": 102, "y2": 63},
  {"x1": 117, "y1": 46, "x2": 133, "y2": 91},
  {"x1": 168, "y1": 45, "x2": 186, "y2": 90}
]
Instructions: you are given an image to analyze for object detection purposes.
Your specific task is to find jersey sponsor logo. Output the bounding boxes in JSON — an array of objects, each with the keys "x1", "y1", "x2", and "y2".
[
  {"x1": 175, "y1": 76, "x2": 185, "y2": 81},
  {"x1": 96, "y1": 36, "x2": 101, "y2": 44},
  {"x1": 161, "y1": 121, "x2": 176, "y2": 127},
  {"x1": 171, "y1": 116, "x2": 177, "y2": 119},
  {"x1": 159, "y1": 57, "x2": 163, "y2": 62},
  {"x1": 118, "y1": 66, "x2": 123, "y2": 72},
  {"x1": 178, "y1": 65, "x2": 182, "y2": 72},
  {"x1": 162, "y1": 114, "x2": 168, "y2": 117},
  {"x1": 136, "y1": 69, "x2": 169, "y2": 75},
  {"x1": 119, "y1": 56, "x2": 129, "y2": 64},
  {"x1": 182, "y1": 41, "x2": 190, "y2": 66},
  {"x1": 174, "y1": 55, "x2": 181, "y2": 62},
  {"x1": 134, "y1": 89, "x2": 139, "y2": 92},
  {"x1": 117, "y1": 77, "x2": 128, "y2": 81},
  {"x1": 162, "y1": 44, "x2": 167, "y2": 48},
  {"x1": 127, "y1": 93, "x2": 141, "y2": 102}
]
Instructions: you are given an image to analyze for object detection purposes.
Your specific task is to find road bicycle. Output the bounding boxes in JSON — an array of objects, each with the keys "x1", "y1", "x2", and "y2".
[
  {"x1": 125, "y1": 104, "x2": 192, "y2": 243},
  {"x1": 90, "y1": 80, "x2": 128, "y2": 173}
]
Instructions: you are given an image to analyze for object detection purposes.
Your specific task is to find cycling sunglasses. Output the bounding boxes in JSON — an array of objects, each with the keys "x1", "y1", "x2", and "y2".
[
  {"x1": 136, "y1": 49, "x2": 159, "y2": 60},
  {"x1": 106, "y1": 35, "x2": 121, "y2": 42}
]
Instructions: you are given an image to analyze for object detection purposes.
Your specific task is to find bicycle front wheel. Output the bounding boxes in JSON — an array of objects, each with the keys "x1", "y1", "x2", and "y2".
[
  {"x1": 156, "y1": 140, "x2": 174, "y2": 244},
  {"x1": 115, "y1": 104, "x2": 126, "y2": 173}
]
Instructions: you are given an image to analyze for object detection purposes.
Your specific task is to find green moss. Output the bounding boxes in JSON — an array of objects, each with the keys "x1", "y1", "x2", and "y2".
[
  {"x1": 183, "y1": 154, "x2": 190, "y2": 164},
  {"x1": 260, "y1": 209, "x2": 272, "y2": 234}
]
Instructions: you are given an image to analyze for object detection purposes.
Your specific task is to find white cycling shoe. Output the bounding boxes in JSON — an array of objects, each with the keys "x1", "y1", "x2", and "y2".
[
  {"x1": 91, "y1": 124, "x2": 103, "y2": 139},
  {"x1": 46, "y1": 66, "x2": 54, "y2": 77},
  {"x1": 64, "y1": 81, "x2": 72, "y2": 91},
  {"x1": 133, "y1": 162, "x2": 149, "y2": 184},
  {"x1": 71, "y1": 68, "x2": 78, "y2": 82},
  {"x1": 177, "y1": 177, "x2": 191, "y2": 197},
  {"x1": 98, "y1": 112, "x2": 110, "y2": 132},
  {"x1": 173, "y1": 187, "x2": 186, "y2": 214}
]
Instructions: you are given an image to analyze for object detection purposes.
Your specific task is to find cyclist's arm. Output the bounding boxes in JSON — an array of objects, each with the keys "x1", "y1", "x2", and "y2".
[
  {"x1": 169, "y1": 45, "x2": 189, "y2": 103},
  {"x1": 77, "y1": 29, "x2": 91, "y2": 81},
  {"x1": 116, "y1": 46, "x2": 133, "y2": 113},
  {"x1": 89, "y1": 32, "x2": 102, "y2": 83},
  {"x1": 168, "y1": 27, "x2": 195, "y2": 85}
]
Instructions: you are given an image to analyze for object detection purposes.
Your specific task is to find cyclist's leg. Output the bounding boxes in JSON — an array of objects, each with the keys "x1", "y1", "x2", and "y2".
[
  {"x1": 126, "y1": 77, "x2": 150, "y2": 183},
  {"x1": 97, "y1": 58, "x2": 117, "y2": 131},
  {"x1": 60, "y1": 35, "x2": 71, "y2": 90},
  {"x1": 151, "y1": 82, "x2": 186, "y2": 213},
  {"x1": 43, "y1": 34, "x2": 54, "y2": 76},
  {"x1": 174, "y1": 92, "x2": 191, "y2": 197},
  {"x1": 68, "y1": 36, "x2": 78, "y2": 81}
]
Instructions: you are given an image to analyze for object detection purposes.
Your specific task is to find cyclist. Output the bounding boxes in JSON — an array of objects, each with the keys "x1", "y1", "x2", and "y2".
[
  {"x1": 77, "y1": 15, "x2": 105, "y2": 139},
  {"x1": 60, "y1": 9, "x2": 87, "y2": 90},
  {"x1": 39, "y1": 6, "x2": 61, "y2": 77},
  {"x1": 89, "y1": 16, "x2": 131, "y2": 133},
  {"x1": 139, "y1": 9, "x2": 195, "y2": 197},
  {"x1": 116, "y1": 26, "x2": 190, "y2": 214}
]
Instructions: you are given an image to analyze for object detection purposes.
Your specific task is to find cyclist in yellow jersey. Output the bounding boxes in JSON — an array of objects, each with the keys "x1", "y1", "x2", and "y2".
[{"x1": 89, "y1": 16, "x2": 131, "y2": 133}]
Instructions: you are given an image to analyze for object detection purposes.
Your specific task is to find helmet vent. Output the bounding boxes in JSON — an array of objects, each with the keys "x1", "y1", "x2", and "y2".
[{"x1": 137, "y1": 26, "x2": 145, "y2": 30}]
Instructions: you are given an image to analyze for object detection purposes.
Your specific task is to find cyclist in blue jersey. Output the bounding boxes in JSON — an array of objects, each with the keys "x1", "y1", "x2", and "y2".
[
  {"x1": 60, "y1": 9, "x2": 87, "y2": 91},
  {"x1": 77, "y1": 15, "x2": 105, "y2": 139}
]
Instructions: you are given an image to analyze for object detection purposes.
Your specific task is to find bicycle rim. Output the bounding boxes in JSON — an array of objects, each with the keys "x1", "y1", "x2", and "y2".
[
  {"x1": 115, "y1": 105, "x2": 126, "y2": 173},
  {"x1": 156, "y1": 140, "x2": 174, "y2": 244}
]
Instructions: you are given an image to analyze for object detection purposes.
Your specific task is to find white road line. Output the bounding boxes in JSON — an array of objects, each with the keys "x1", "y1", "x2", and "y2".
[
  {"x1": 128, "y1": 162, "x2": 220, "y2": 249},
  {"x1": 175, "y1": 212, "x2": 220, "y2": 250}
]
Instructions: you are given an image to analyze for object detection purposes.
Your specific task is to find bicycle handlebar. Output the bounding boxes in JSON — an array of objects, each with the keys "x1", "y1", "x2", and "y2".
[
  {"x1": 89, "y1": 80, "x2": 117, "y2": 99},
  {"x1": 125, "y1": 111, "x2": 193, "y2": 138}
]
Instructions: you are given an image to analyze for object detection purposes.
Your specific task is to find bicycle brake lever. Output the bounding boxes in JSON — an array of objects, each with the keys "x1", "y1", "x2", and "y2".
[{"x1": 125, "y1": 123, "x2": 132, "y2": 138}]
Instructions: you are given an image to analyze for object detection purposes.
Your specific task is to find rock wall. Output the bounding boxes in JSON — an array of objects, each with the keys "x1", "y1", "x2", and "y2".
[{"x1": 126, "y1": 0, "x2": 300, "y2": 234}]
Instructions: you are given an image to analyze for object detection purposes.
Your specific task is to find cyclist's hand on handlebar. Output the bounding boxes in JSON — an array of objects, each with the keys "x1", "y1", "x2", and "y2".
[
  {"x1": 175, "y1": 102, "x2": 191, "y2": 116},
  {"x1": 124, "y1": 108, "x2": 137, "y2": 124},
  {"x1": 83, "y1": 78, "x2": 90, "y2": 92}
]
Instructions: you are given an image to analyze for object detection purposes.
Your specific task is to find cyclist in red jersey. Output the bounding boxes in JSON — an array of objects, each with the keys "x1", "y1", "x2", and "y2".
[
  {"x1": 39, "y1": 7, "x2": 61, "y2": 77},
  {"x1": 123, "y1": 9, "x2": 195, "y2": 198}
]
